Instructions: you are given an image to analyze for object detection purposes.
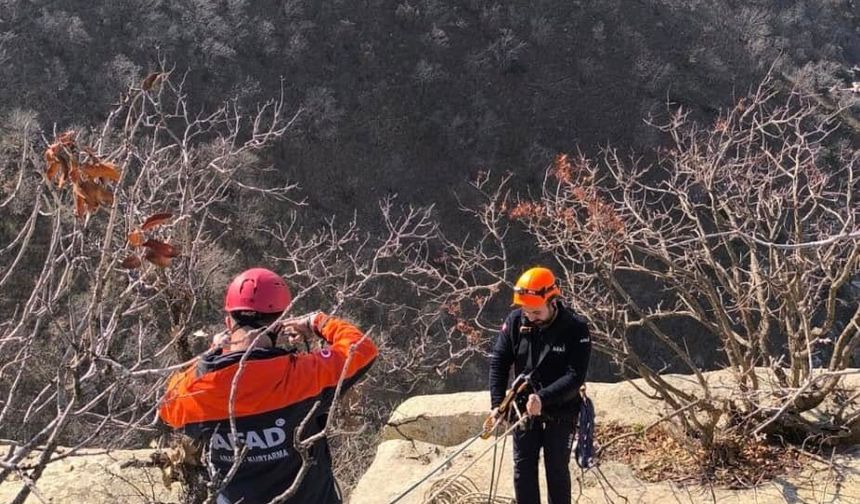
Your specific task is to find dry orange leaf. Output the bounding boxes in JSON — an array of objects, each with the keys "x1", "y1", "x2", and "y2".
[
  {"x1": 94, "y1": 185, "x2": 114, "y2": 206},
  {"x1": 141, "y1": 72, "x2": 164, "y2": 91},
  {"x1": 121, "y1": 255, "x2": 142, "y2": 269},
  {"x1": 43, "y1": 132, "x2": 121, "y2": 220},
  {"x1": 45, "y1": 159, "x2": 61, "y2": 184},
  {"x1": 144, "y1": 248, "x2": 173, "y2": 267},
  {"x1": 44, "y1": 146, "x2": 58, "y2": 165},
  {"x1": 81, "y1": 162, "x2": 121, "y2": 183},
  {"x1": 74, "y1": 194, "x2": 87, "y2": 218},
  {"x1": 57, "y1": 130, "x2": 76, "y2": 146},
  {"x1": 45, "y1": 147, "x2": 71, "y2": 187},
  {"x1": 128, "y1": 229, "x2": 144, "y2": 247},
  {"x1": 44, "y1": 132, "x2": 83, "y2": 190},
  {"x1": 141, "y1": 239, "x2": 180, "y2": 258},
  {"x1": 56, "y1": 165, "x2": 66, "y2": 188},
  {"x1": 55, "y1": 155, "x2": 78, "y2": 189},
  {"x1": 71, "y1": 181, "x2": 113, "y2": 218},
  {"x1": 141, "y1": 212, "x2": 173, "y2": 231},
  {"x1": 66, "y1": 158, "x2": 81, "y2": 186},
  {"x1": 74, "y1": 180, "x2": 114, "y2": 207}
]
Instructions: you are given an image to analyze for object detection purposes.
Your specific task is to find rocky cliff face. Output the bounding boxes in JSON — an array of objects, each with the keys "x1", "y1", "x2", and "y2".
[
  {"x1": 1, "y1": 369, "x2": 857, "y2": 503},
  {"x1": 0, "y1": 447, "x2": 180, "y2": 504},
  {"x1": 352, "y1": 369, "x2": 860, "y2": 504}
]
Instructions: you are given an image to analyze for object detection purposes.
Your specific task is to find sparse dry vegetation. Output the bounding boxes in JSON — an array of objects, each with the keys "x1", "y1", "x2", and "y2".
[{"x1": 0, "y1": 1, "x2": 858, "y2": 501}]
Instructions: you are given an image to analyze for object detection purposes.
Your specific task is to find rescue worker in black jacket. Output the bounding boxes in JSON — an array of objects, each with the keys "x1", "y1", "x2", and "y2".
[{"x1": 488, "y1": 266, "x2": 591, "y2": 504}]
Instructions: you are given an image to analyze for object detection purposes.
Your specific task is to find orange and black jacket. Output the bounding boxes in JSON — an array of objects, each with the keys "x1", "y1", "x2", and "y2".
[{"x1": 159, "y1": 314, "x2": 377, "y2": 504}]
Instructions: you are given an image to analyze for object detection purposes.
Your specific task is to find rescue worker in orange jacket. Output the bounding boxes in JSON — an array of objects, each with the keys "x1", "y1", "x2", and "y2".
[{"x1": 158, "y1": 267, "x2": 378, "y2": 504}]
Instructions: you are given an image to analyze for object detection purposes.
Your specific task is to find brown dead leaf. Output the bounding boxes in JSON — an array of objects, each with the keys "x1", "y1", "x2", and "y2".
[
  {"x1": 57, "y1": 168, "x2": 68, "y2": 189},
  {"x1": 74, "y1": 194, "x2": 86, "y2": 218},
  {"x1": 141, "y1": 72, "x2": 164, "y2": 91},
  {"x1": 144, "y1": 248, "x2": 173, "y2": 267},
  {"x1": 44, "y1": 131, "x2": 82, "y2": 189},
  {"x1": 71, "y1": 181, "x2": 113, "y2": 218},
  {"x1": 81, "y1": 162, "x2": 121, "y2": 183},
  {"x1": 120, "y1": 255, "x2": 142, "y2": 269},
  {"x1": 45, "y1": 159, "x2": 61, "y2": 184},
  {"x1": 128, "y1": 229, "x2": 144, "y2": 247},
  {"x1": 65, "y1": 157, "x2": 80, "y2": 186},
  {"x1": 45, "y1": 147, "x2": 68, "y2": 187},
  {"x1": 141, "y1": 239, "x2": 180, "y2": 257},
  {"x1": 74, "y1": 180, "x2": 114, "y2": 207},
  {"x1": 141, "y1": 212, "x2": 173, "y2": 231},
  {"x1": 55, "y1": 160, "x2": 68, "y2": 188},
  {"x1": 57, "y1": 130, "x2": 76, "y2": 146},
  {"x1": 44, "y1": 147, "x2": 58, "y2": 165}
]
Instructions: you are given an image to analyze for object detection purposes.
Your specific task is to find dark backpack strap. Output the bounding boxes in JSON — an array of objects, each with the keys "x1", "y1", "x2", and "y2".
[
  {"x1": 530, "y1": 330, "x2": 560, "y2": 375},
  {"x1": 515, "y1": 317, "x2": 561, "y2": 378},
  {"x1": 514, "y1": 318, "x2": 530, "y2": 367}
]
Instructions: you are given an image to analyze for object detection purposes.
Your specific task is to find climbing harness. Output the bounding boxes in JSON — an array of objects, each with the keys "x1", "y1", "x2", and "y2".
[{"x1": 481, "y1": 372, "x2": 532, "y2": 438}]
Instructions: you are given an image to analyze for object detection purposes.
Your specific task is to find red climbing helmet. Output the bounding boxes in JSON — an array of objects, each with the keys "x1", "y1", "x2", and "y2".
[{"x1": 224, "y1": 268, "x2": 292, "y2": 314}]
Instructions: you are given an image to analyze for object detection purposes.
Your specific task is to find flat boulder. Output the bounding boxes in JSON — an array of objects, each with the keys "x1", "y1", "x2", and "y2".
[
  {"x1": 0, "y1": 446, "x2": 180, "y2": 504},
  {"x1": 358, "y1": 368, "x2": 860, "y2": 503}
]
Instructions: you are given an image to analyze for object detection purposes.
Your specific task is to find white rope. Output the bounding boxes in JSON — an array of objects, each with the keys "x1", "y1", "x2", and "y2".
[
  {"x1": 422, "y1": 416, "x2": 530, "y2": 503},
  {"x1": 488, "y1": 429, "x2": 507, "y2": 503},
  {"x1": 388, "y1": 431, "x2": 486, "y2": 504}
]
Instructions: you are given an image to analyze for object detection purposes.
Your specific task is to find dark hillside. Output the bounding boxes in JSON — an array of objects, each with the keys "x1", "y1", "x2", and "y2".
[{"x1": 1, "y1": 0, "x2": 857, "y2": 226}]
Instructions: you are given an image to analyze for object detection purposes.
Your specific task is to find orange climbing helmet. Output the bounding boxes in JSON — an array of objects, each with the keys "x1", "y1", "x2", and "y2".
[{"x1": 512, "y1": 267, "x2": 561, "y2": 308}]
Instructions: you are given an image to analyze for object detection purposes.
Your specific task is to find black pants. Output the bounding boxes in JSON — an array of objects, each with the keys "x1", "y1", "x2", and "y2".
[{"x1": 512, "y1": 417, "x2": 575, "y2": 504}]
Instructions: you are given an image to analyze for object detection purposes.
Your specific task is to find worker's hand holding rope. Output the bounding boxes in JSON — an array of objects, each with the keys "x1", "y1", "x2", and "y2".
[{"x1": 482, "y1": 407, "x2": 504, "y2": 437}]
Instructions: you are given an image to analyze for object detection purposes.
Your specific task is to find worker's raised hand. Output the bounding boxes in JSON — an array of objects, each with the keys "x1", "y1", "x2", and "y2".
[
  {"x1": 280, "y1": 311, "x2": 329, "y2": 344},
  {"x1": 280, "y1": 312, "x2": 315, "y2": 342},
  {"x1": 211, "y1": 330, "x2": 231, "y2": 349},
  {"x1": 283, "y1": 329, "x2": 307, "y2": 348},
  {"x1": 526, "y1": 393, "x2": 542, "y2": 416}
]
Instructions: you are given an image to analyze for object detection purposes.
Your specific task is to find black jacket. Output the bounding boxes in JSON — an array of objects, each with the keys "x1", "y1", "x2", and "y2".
[{"x1": 489, "y1": 303, "x2": 591, "y2": 419}]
